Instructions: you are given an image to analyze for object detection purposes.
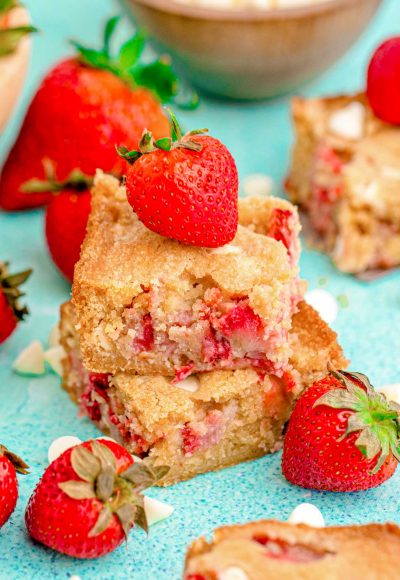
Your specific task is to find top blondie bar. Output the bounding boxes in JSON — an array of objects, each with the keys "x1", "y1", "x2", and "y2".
[
  {"x1": 287, "y1": 93, "x2": 400, "y2": 273},
  {"x1": 73, "y1": 172, "x2": 303, "y2": 378}
]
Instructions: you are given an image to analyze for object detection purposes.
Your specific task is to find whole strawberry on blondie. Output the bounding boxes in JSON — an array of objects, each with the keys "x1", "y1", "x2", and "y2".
[
  {"x1": 286, "y1": 38, "x2": 400, "y2": 275},
  {"x1": 184, "y1": 519, "x2": 400, "y2": 579},
  {"x1": 72, "y1": 171, "x2": 302, "y2": 380}
]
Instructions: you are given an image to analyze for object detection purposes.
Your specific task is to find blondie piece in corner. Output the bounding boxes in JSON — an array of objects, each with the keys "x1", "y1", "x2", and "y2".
[
  {"x1": 73, "y1": 172, "x2": 303, "y2": 379},
  {"x1": 286, "y1": 93, "x2": 400, "y2": 274},
  {"x1": 184, "y1": 519, "x2": 400, "y2": 579},
  {"x1": 60, "y1": 300, "x2": 346, "y2": 486}
]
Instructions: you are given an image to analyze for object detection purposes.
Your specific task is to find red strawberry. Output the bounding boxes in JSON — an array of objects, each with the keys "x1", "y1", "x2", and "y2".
[
  {"x1": 45, "y1": 189, "x2": 91, "y2": 282},
  {"x1": 0, "y1": 261, "x2": 32, "y2": 344},
  {"x1": 282, "y1": 366, "x2": 400, "y2": 492},
  {"x1": 0, "y1": 444, "x2": 29, "y2": 528},
  {"x1": 0, "y1": 16, "x2": 197, "y2": 211},
  {"x1": 23, "y1": 168, "x2": 92, "y2": 282},
  {"x1": 118, "y1": 111, "x2": 239, "y2": 247},
  {"x1": 25, "y1": 438, "x2": 168, "y2": 559},
  {"x1": 367, "y1": 37, "x2": 400, "y2": 125}
]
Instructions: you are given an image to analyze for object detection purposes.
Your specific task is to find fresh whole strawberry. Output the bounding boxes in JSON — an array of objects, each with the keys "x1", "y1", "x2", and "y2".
[
  {"x1": 23, "y1": 168, "x2": 93, "y2": 282},
  {"x1": 0, "y1": 261, "x2": 32, "y2": 344},
  {"x1": 0, "y1": 444, "x2": 29, "y2": 528},
  {"x1": 0, "y1": 16, "x2": 197, "y2": 211},
  {"x1": 282, "y1": 366, "x2": 400, "y2": 492},
  {"x1": 25, "y1": 438, "x2": 168, "y2": 559},
  {"x1": 367, "y1": 37, "x2": 400, "y2": 125},
  {"x1": 118, "y1": 111, "x2": 239, "y2": 247}
]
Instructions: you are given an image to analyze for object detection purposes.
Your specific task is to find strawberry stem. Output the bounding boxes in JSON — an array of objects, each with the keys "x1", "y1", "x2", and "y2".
[
  {"x1": 117, "y1": 109, "x2": 208, "y2": 165},
  {"x1": 22, "y1": 167, "x2": 93, "y2": 194}
]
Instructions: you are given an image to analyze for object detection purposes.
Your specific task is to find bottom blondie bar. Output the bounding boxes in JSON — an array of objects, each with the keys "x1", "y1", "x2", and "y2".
[
  {"x1": 60, "y1": 301, "x2": 346, "y2": 486},
  {"x1": 184, "y1": 520, "x2": 400, "y2": 579}
]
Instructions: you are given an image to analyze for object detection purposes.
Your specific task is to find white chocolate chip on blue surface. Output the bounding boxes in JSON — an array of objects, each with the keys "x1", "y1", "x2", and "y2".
[
  {"x1": 48, "y1": 436, "x2": 82, "y2": 464},
  {"x1": 305, "y1": 289, "x2": 338, "y2": 325},
  {"x1": 288, "y1": 503, "x2": 325, "y2": 528}
]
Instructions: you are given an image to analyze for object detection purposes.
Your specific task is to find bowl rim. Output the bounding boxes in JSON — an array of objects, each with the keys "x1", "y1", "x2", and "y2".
[{"x1": 124, "y1": 0, "x2": 381, "y2": 22}]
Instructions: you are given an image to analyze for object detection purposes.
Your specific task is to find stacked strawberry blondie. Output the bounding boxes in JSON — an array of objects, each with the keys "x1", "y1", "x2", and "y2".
[{"x1": 61, "y1": 171, "x2": 346, "y2": 485}]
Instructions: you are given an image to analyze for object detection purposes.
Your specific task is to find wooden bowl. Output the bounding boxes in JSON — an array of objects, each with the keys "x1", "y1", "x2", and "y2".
[
  {"x1": 0, "y1": 6, "x2": 31, "y2": 132},
  {"x1": 120, "y1": 0, "x2": 382, "y2": 100}
]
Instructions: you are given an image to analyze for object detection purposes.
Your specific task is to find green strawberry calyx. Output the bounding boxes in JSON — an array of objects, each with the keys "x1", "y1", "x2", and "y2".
[
  {"x1": 314, "y1": 364, "x2": 400, "y2": 474},
  {"x1": 21, "y1": 160, "x2": 93, "y2": 194},
  {"x1": 117, "y1": 108, "x2": 208, "y2": 165},
  {"x1": 0, "y1": 1, "x2": 37, "y2": 58},
  {"x1": 0, "y1": 261, "x2": 32, "y2": 322},
  {"x1": 58, "y1": 440, "x2": 169, "y2": 537},
  {"x1": 0, "y1": 443, "x2": 29, "y2": 474},
  {"x1": 71, "y1": 15, "x2": 198, "y2": 110}
]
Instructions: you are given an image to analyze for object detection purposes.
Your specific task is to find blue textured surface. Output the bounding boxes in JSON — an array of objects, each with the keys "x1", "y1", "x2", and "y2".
[{"x1": 1, "y1": 0, "x2": 400, "y2": 578}]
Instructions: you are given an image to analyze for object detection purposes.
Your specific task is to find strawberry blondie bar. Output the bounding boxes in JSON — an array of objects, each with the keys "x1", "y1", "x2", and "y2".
[
  {"x1": 184, "y1": 520, "x2": 400, "y2": 579},
  {"x1": 60, "y1": 300, "x2": 346, "y2": 486},
  {"x1": 286, "y1": 93, "x2": 400, "y2": 274},
  {"x1": 73, "y1": 172, "x2": 303, "y2": 379}
]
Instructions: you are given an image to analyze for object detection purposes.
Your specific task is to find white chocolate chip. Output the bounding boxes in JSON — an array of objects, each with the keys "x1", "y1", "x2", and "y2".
[
  {"x1": 382, "y1": 166, "x2": 400, "y2": 181},
  {"x1": 96, "y1": 437, "x2": 143, "y2": 463},
  {"x1": 174, "y1": 375, "x2": 200, "y2": 393},
  {"x1": 48, "y1": 323, "x2": 61, "y2": 348},
  {"x1": 44, "y1": 345, "x2": 66, "y2": 376},
  {"x1": 69, "y1": 576, "x2": 82, "y2": 580},
  {"x1": 288, "y1": 503, "x2": 325, "y2": 528},
  {"x1": 305, "y1": 289, "x2": 338, "y2": 324},
  {"x1": 144, "y1": 496, "x2": 174, "y2": 526},
  {"x1": 210, "y1": 244, "x2": 242, "y2": 255},
  {"x1": 13, "y1": 340, "x2": 45, "y2": 376},
  {"x1": 243, "y1": 173, "x2": 274, "y2": 198},
  {"x1": 48, "y1": 436, "x2": 82, "y2": 464},
  {"x1": 377, "y1": 384, "x2": 400, "y2": 405},
  {"x1": 328, "y1": 102, "x2": 365, "y2": 141},
  {"x1": 218, "y1": 568, "x2": 250, "y2": 580}
]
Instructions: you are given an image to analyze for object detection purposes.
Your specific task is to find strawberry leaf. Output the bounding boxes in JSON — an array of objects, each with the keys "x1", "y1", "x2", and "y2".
[
  {"x1": 121, "y1": 462, "x2": 169, "y2": 491},
  {"x1": 132, "y1": 59, "x2": 178, "y2": 105},
  {"x1": 155, "y1": 138, "x2": 172, "y2": 151},
  {"x1": 116, "y1": 145, "x2": 142, "y2": 164},
  {"x1": 119, "y1": 32, "x2": 145, "y2": 71},
  {"x1": 71, "y1": 42, "x2": 115, "y2": 74},
  {"x1": 0, "y1": 0, "x2": 18, "y2": 13},
  {"x1": 103, "y1": 15, "x2": 120, "y2": 56},
  {"x1": 95, "y1": 465, "x2": 115, "y2": 502},
  {"x1": 115, "y1": 502, "x2": 138, "y2": 537},
  {"x1": 90, "y1": 440, "x2": 116, "y2": 470},
  {"x1": 71, "y1": 17, "x2": 198, "y2": 108},
  {"x1": 316, "y1": 367, "x2": 400, "y2": 475},
  {"x1": 59, "y1": 480, "x2": 96, "y2": 500},
  {"x1": 0, "y1": 444, "x2": 29, "y2": 474},
  {"x1": 313, "y1": 390, "x2": 361, "y2": 411},
  {"x1": 71, "y1": 445, "x2": 101, "y2": 482},
  {"x1": 0, "y1": 26, "x2": 37, "y2": 57},
  {"x1": 0, "y1": 262, "x2": 32, "y2": 323},
  {"x1": 89, "y1": 505, "x2": 113, "y2": 537}
]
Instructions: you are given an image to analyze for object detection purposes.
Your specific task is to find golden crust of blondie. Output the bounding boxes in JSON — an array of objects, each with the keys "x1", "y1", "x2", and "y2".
[
  {"x1": 72, "y1": 171, "x2": 301, "y2": 375},
  {"x1": 184, "y1": 520, "x2": 400, "y2": 579},
  {"x1": 60, "y1": 300, "x2": 347, "y2": 486},
  {"x1": 288, "y1": 93, "x2": 400, "y2": 273}
]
